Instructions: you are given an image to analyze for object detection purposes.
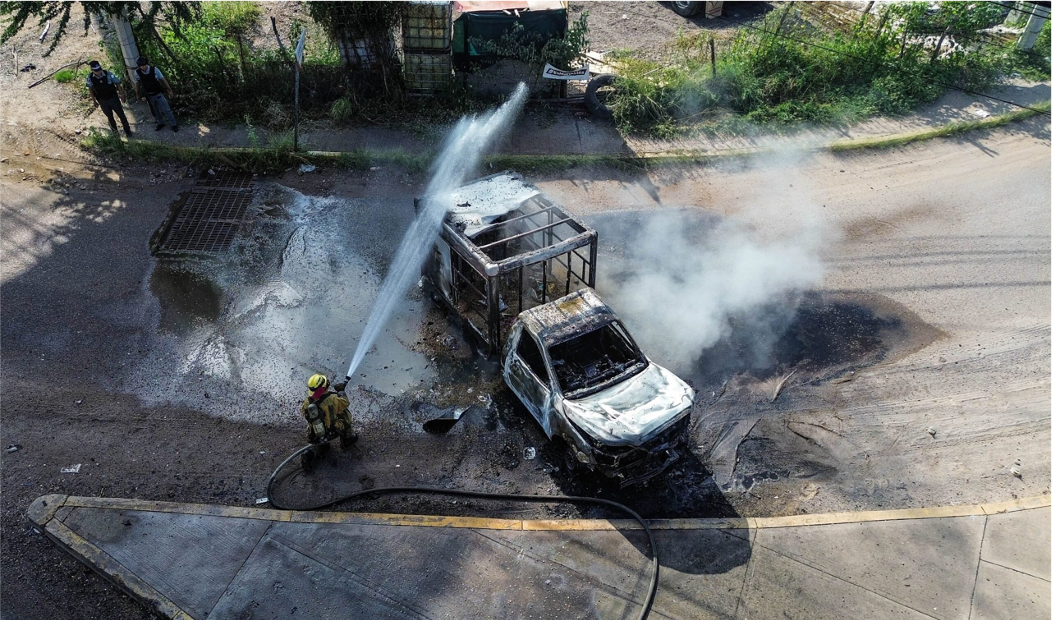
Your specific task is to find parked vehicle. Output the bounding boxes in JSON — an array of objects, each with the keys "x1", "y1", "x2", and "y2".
[{"x1": 421, "y1": 172, "x2": 695, "y2": 485}]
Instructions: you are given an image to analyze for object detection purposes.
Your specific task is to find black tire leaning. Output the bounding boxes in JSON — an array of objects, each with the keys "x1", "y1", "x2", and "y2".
[
  {"x1": 670, "y1": 1, "x2": 701, "y2": 17},
  {"x1": 584, "y1": 73, "x2": 616, "y2": 119}
]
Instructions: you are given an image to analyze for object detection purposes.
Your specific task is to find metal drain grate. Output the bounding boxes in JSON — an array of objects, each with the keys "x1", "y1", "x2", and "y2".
[
  {"x1": 156, "y1": 172, "x2": 256, "y2": 254},
  {"x1": 194, "y1": 170, "x2": 256, "y2": 190}
]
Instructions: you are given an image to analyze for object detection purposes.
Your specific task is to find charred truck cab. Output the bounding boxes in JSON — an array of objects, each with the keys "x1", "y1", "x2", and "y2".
[
  {"x1": 420, "y1": 172, "x2": 695, "y2": 485},
  {"x1": 505, "y1": 290, "x2": 694, "y2": 486}
]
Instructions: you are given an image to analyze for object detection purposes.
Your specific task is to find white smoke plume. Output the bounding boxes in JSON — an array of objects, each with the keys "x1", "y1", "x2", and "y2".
[{"x1": 596, "y1": 166, "x2": 834, "y2": 376}]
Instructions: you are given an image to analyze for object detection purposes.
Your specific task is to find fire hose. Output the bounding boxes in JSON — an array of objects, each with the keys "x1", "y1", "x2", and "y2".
[{"x1": 266, "y1": 443, "x2": 660, "y2": 620}]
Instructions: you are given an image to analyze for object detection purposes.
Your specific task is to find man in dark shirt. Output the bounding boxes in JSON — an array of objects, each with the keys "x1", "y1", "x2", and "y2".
[
  {"x1": 133, "y1": 56, "x2": 178, "y2": 132},
  {"x1": 85, "y1": 60, "x2": 132, "y2": 138}
]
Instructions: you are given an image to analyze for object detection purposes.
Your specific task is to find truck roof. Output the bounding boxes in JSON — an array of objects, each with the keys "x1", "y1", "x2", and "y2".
[
  {"x1": 518, "y1": 289, "x2": 619, "y2": 347},
  {"x1": 445, "y1": 172, "x2": 541, "y2": 238},
  {"x1": 431, "y1": 171, "x2": 596, "y2": 275}
]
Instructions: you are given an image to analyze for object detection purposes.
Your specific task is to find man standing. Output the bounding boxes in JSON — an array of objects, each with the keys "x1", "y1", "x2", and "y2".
[
  {"x1": 133, "y1": 56, "x2": 178, "y2": 132},
  {"x1": 85, "y1": 60, "x2": 132, "y2": 138}
]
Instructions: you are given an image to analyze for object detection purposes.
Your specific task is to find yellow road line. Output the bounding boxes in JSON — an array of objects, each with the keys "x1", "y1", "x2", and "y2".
[{"x1": 31, "y1": 494, "x2": 1051, "y2": 532}]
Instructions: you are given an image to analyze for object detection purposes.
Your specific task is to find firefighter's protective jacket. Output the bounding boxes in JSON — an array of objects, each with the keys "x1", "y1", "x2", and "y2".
[{"x1": 300, "y1": 390, "x2": 351, "y2": 440}]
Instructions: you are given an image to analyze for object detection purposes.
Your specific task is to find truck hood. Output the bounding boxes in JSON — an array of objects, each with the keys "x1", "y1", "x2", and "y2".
[{"x1": 559, "y1": 362, "x2": 695, "y2": 446}]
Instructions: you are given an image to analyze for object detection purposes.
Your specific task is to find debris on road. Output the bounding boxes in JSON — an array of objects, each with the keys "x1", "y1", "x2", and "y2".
[
  {"x1": 298, "y1": 164, "x2": 316, "y2": 174},
  {"x1": 1011, "y1": 466, "x2": 1022, "y2": 478},
  {"x1": 61, "y1": 464, "x2": 82, "y2": 474},
  {"x1": 524, "y1": 447, "x2": 536, "y2": 460},
  {"x1": 926, "y1": 427, "x2": 937, "y2": 437},
  {"x1": 6, "y1": 445, "x2": 21, "y2": 453},
  {"x1": 771, "y1": 370, "x2": 796, "y2": 402},
  {"x1": 254, "y1": 497, "x2": 269, "y2": 505}
]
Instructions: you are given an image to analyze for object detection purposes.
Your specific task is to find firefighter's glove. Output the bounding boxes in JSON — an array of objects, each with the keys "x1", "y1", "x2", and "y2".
[{"x1": 333, "y1": 381, "x2": 348, "y2": 393}]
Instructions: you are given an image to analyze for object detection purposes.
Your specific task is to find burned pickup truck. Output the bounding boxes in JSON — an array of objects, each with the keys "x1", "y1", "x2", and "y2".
[{"x1": 420, "y1": 172, "x2": 694, "y2": 485}]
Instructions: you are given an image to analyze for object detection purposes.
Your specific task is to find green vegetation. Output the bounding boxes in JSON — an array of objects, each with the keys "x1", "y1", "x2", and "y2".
[
  {"x1": 82, "y1": 100, "x2": 1048, "y2": 175},
  {"x1": 1011, "y1": 19, "x2": 1051, "y2": 81},
  {"x1": 53, "y1": 68, "x2": 79, "y2": 83},
  {"x1": 469, "y1": 13, "x2": 590, "y2": 70},
  {"x1": 607, "y1": 2, "x2": 1050, "y2": 137},
  {"x1": 118, "y1": 1, "x2": 343, "y2": 125},
  {"x1": 829, "y1": 100, "x2": 1051, "y2": 151},
  {"x1": 82, "y1": 127, "x2": 336, "y2": 174},
  {"x1": 0, "y1": 2, "x2": 197, "y2": 55}
]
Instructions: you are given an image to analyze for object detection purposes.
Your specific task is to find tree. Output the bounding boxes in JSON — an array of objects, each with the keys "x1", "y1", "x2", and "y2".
[{"x1": 0, "y1": 1, "x2": 198, "y2": 55}]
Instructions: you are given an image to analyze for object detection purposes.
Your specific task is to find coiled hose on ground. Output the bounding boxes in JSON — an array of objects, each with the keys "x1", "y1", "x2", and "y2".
[{"x1": 267, "y1": 443, "x2": 659, "y2": 620}]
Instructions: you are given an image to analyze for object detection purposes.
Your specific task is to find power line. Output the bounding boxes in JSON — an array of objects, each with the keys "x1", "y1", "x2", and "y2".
[{"x1": 715, "y1": 12, "x2": 1048, "y2": 113}]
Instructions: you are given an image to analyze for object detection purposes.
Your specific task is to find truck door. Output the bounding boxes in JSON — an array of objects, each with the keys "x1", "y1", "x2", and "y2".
[{"x1": 503, "y1": 326, "x2": 555, "y2": 436}]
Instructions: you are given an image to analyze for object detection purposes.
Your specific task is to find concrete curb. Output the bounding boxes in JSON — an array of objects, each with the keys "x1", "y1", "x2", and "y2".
[
  {"x1": 29, "y1": 493, "x2": 1051, "y2": 533},
  {"x1": 95, "y1": 101, "x2": 1051, "y2": 169}
]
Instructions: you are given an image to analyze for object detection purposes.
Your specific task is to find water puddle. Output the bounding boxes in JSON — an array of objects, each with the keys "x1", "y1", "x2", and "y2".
[{"x1": 131, "y1": 184, "x2": 438, "y2": 425}]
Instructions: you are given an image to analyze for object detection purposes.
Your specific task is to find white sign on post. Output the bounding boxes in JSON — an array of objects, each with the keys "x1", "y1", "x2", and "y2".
[
  {"x1": 541, "y1": 63, "x2": 590, "y2": 81},
  {"x1": 295, "y1": 30, "x2": 307, "y2": 68}
]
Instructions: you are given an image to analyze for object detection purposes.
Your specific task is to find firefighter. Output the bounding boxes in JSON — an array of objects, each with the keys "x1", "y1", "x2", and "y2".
[{"x1": 301, "y1": 374, "x2": 357, "y2": 448}]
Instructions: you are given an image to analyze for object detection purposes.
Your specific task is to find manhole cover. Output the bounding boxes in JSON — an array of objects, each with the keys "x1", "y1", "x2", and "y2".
[{"x1": 155, "y1": 172, "x2": 255, "y2": 255}]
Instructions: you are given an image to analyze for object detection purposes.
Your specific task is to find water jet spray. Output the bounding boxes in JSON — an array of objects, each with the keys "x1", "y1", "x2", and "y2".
[{"x1": 344, "y1": 83, "x2": 529, "y2": 382}]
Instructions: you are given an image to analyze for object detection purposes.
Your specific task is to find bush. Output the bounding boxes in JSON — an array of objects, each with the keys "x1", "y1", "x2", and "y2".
[
  {"x1": 330, "y1": 97, "x2": 355, "y2": 124},
  {"x1": 54, "y1": 68, "x2": 78, "y2": 83},
  {"x1": 605, "y1": 2, "x2": 1045, "y2": 136},
  {"x1": 109, "y1": 1, "x2": 345, "y2": 124}
]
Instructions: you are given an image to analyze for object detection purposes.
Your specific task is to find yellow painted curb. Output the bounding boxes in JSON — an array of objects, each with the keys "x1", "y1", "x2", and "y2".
[{"x1": 31, "y1": 494, "x2": 1051, "y2": 533}]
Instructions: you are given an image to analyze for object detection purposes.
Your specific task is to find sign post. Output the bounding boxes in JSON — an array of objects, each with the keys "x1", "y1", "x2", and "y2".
[
  {"x1": 294, "y1": 30, "x2": 306, "y2": 152},
  {"x1": 541, "y1": 63, "x2": 590, "y2": 81}
]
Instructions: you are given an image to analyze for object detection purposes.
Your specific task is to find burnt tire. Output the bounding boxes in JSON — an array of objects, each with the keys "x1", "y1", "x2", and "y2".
[
  {"x1": 585, "y1": 74, "x2": 616, "y2": 119},
  {"x1": 563, "y1": 444, "x2": 581, "y2": 473},
  {"x1": 670, "y1": 1, "x2": 701, "y2": 17}
]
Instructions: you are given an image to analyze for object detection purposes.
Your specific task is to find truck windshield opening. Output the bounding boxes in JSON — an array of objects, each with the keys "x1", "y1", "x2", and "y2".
[{"x1": 549, "y1": 321, "x2": 647, "y2": 399}]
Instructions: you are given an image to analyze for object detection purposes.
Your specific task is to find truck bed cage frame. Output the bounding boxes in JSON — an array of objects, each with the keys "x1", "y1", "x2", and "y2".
[{"x1": 423, "y1": 172, "x2": 598, "y2": 355}]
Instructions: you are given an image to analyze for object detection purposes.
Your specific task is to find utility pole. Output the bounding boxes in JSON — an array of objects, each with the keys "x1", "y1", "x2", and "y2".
[
  {"x1": 109, "y1": 10, "x2": 140, "y2": 84},
  {"x1": 294, "y1": 30, "x2": 306, "y2": 152},
  {"x1": 1018, "y1": 3, "x2": 1050, "y2": 51}
]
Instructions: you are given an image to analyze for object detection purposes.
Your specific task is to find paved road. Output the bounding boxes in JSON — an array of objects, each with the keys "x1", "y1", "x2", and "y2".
[
  {"x1": 2, "y1": 118, "x2": 1049, "y2": 619},
  {"x1": 537, "y1": 118, "x2": 1052, "y2": 515}
]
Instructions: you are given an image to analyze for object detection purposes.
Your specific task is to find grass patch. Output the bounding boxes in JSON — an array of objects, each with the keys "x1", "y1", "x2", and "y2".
[
  {"x1": 82, "y1": 101, "x2": 1047, "y2": 175},
  {"x1": 830, "y1": 101, "x2": 1051, "y2": 151},
  {"x1": 1011, "y1": 19, "x2": 1051, "y2": 82},
  {"x1": 607, "y1": 2, "x2": 1045, "y2": 137},
  {"x1": 53, "y1": 68, "x2": 81, "y2": 83}
]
